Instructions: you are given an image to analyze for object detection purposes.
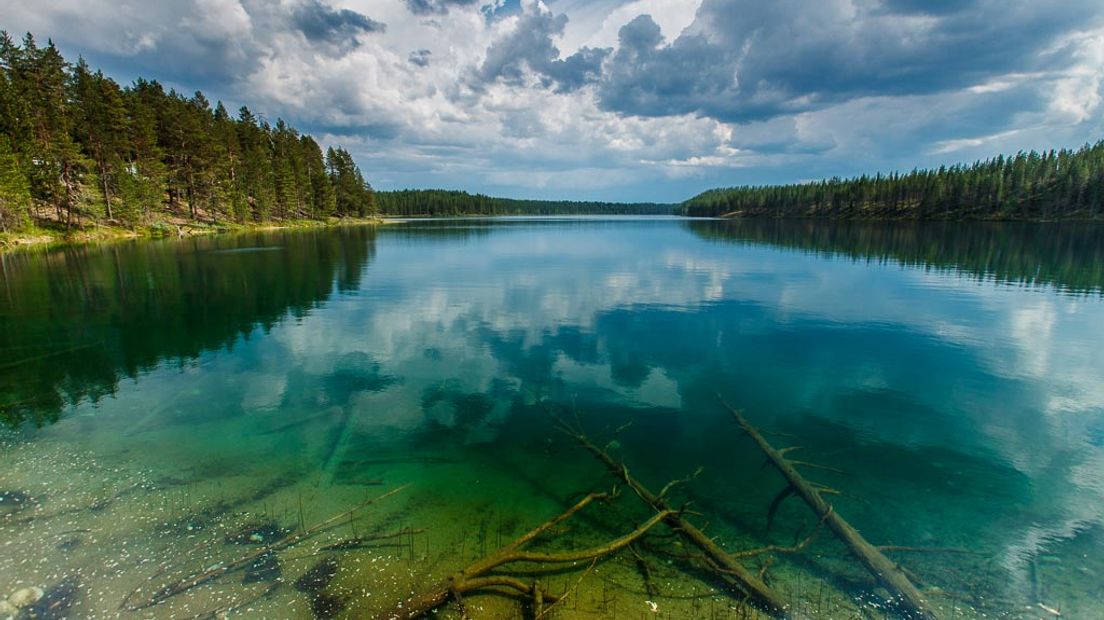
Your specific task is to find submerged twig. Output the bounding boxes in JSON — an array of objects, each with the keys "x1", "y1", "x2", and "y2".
[
  {"x1": 123, "y1": 484, "x2": 408, "y2": 611},
  {"x1": 534, "y1": 558, "x2": 597, "y2": 620},
  {"x1": 729, "y1": 523, "x2": 823, "y2": 559}
]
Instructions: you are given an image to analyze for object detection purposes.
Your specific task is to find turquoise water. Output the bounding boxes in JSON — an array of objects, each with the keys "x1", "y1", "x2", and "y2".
[{"x1": 1, "y1": 218, "x2": 1102, "y2": 619}]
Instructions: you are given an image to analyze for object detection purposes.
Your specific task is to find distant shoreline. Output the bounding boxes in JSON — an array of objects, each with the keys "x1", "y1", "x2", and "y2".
[{"x1": 701, "y1": 211, "x2": 1104, "y2": 222}]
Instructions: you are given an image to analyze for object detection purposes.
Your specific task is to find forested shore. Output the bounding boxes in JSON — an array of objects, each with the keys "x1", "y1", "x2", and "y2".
[
  {"x1": 0, "y1": 33, "x2": 376, "y2": 245},
  {"x1": 682, "y1": 141, "x2": 1104, "y2": 220},
  {"x1": 375, "y1": 189, "x2": 673, "y2": 216}
]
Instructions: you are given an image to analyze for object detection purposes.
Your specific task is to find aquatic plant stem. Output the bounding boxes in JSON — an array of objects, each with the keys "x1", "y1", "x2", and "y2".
[
  {"x1": 123, "y1": 484, "x2": 408, "y2": 611},
  {"x1": 718, "y1": 396, "x2": 940, "y2": 620}
]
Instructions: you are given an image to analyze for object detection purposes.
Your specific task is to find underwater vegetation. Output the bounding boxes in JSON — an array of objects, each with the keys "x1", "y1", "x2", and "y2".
[
  {"x1": 296, "y1": 557, "x2": 345, "y2": 620},
  {"x1": 0, "y1": 490, "x2": 35, "y2": 516}
]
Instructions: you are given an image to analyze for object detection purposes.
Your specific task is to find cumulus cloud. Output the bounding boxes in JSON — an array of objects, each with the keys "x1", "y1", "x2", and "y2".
[
  {"x1": 476, "y1": 3, "x2": 610, "y2": 93},
  {"x1": 404, "y1": 0, "x2": 482, "y2": 16},
  {"x1": 2, "y1": 0, "x2": 1101, "y2": 201},
  {"x1": 594, "y1": 0, "x2": 1104, "y2": 122},
  {"x1": 291, "y1": 0, "x2": 385, "y2": 45},
  {"x1": 598, "y1": 15, "x2": 735, "y2": 119},
  {"x1": 408, "y1": 48, "x2": 432, "y2": 67}
]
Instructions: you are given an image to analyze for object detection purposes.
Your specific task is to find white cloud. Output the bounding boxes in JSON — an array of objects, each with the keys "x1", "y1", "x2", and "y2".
[
  {"x1": 3, "y1": 0, "x2": 1103, "y2": 199},
  {"x1": 1046, "y1": 29, "x2": 1104, "y2": 124}
]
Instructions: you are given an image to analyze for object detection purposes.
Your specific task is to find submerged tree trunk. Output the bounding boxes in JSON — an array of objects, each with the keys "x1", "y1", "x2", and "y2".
[
  {"x1": 378, "y1": 492, "x2": 669, "y2": 620},
  {"x1": 719, "y1": 399, "x2": 940, "y2": 620},
  {"x1": 559, "y1": 421, "x2": 791, "y2": 617}
]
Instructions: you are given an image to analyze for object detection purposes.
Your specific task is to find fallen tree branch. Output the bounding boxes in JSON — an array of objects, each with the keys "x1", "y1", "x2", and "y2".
[
  {"x1": 718, "y1": 396, "x2": 940, "y2": 620},
  {"x1": 555, "y1": 416, "x2": 790, "y2": 617},
  {"x1": 377, "y1": 492, "x2": 670, "y2": 619},
  {"x1": 179, "y1": 581, "x2": 280, "y2": 620},
  {"x1": 729, "y1": 524, "x2": 822, "y2": 559},
  {"x1": 789, "y1": 461, "x2": 847, "y2": 475},
  {"x1": 320, "y1": 527, "x2": 427, "y2": 552}
]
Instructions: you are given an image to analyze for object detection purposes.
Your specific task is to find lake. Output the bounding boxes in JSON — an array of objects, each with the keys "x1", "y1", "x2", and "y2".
[{"x1": 1, "y1": 217, "x2": 1102, "y2": 619}]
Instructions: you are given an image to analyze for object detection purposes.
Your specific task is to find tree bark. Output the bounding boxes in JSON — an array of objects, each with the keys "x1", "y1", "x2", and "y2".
[
  {"x1": 719, "y1": 399, "x2": 939, "y2": 620},
  {"x1": 561, "y1": 424, "x2": 791, "y2": 617},
  {"x1": 98, "y1": 155, "x2": 113, "y2": 220},
  {"x1": 377, "y1": 492, "x2": 670, "y2": 620}
]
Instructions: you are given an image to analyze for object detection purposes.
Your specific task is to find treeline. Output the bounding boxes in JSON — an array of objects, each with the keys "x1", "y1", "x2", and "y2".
[
  {"x1": 687, "y1": 219, "x2": 1104, "y2": 295},
  {"x1": 376, "y1": 189, "x2": 675, "y2": 216},
  {"x1": 0, "y1": 33, "x2": 375, "y2": 233},
  {"x1": 683, "y1": 142, "x2": 1104, "y2": 220}
]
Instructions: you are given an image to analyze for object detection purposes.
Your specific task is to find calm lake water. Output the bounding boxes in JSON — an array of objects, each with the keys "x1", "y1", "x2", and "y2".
[{"x1": 1, "y1": 217, "x2": 1102, "y2": 619}]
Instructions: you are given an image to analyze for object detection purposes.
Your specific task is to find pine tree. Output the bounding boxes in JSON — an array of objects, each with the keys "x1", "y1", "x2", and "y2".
[
  {"x1": 212, "y1": 101, "x2": 248, "y2": 222},
  {"x1": 120, "y1": 79, "x2": 167, "y2": 223},
  {"x1": 302, "y1": 136, "x2": 335, "y2": 218},
  {"x1": 0, "y1": 134, "x2": 32, "y2": 231},
  {"x1": 11, "y1": 36, "x2": 86, "y2": 226},
  {"x1": 72, "y1": 58, "x2": 129, "y2": 220},
  {"x1": 327, "y1": 147, "x2": 374, "y2": 217},
  {"x1": 0, "y1": 34, "x2": 381, "y2": 230}
]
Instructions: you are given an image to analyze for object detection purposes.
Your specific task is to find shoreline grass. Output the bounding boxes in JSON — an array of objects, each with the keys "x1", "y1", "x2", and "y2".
[{"x1": 0, "y1": 216, "x2": 385, "y2": 254}]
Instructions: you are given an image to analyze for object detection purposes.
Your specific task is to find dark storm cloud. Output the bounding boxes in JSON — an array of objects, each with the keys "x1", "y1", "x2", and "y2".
[
  {"x1": 595, "y1": 0, "x2": 1104, "y2": 122},
  {"x1": 409, "y1": 49, "x2": 432, "y2": 67},
  {"x1": 543, "y1": 46, "x2": 610, "y2": 92},
  {"x1": 291, "y1": 0, "x2": 386, "y2": 44},
  {"x1": 598, "y1": 15, "x2": 737, "y2": 118},
  {"x1": 405, "y1": 0, "x2": 481, "y2": 16},
  {"x1": 12, "y1": 1, "x2": 389, "y2": 95},
  {"x1": 877, "y1": 0, "x2": 976, "y2": 15},
  {"x1": 477, "y1": 8, "x2": 610, "y2": 93}
]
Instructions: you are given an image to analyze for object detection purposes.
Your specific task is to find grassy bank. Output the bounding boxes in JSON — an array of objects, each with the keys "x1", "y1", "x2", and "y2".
[{"x1": 0, "y1": 216, "x2": 384, "y2": 254}]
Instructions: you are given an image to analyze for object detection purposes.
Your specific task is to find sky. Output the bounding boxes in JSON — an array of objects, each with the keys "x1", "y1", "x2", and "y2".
[{"x1": 5, "y1": 0, "x2": 1104, "y2": 202}]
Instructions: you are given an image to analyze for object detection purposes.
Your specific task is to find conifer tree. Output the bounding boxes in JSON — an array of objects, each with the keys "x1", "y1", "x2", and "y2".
[
  {"x1": 72, "y1": 58, "x2": 128, "y2": 219},
  {"x1": 0, "y1": 33, "x2": 384, "y2": 231},
  {"x1": 0, "y1": 135, "x2": 31, "y2": 231}
]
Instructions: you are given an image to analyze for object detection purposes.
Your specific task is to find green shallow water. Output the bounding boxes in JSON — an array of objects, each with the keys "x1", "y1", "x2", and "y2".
[{"x1": 1, "y1": 217, "x2": 1102, "y2": 619}]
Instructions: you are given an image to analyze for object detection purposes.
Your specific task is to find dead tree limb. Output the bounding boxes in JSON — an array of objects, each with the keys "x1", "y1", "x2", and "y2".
[
  {"x1": 123, "y1": 484, "x2": 409, "y2": 611},
  {"x1": 718, "y1": 397, "x2": 940, "y2": 620},
  {"x1": 556, "y1": 419, "x2": 791, "y2": 617},
  {"x1": 377, "y1": 492, "x2": 670, "y2": 620},
  {"x1": 729, "y1": 526, "x2": 822, "y2": 559}
]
